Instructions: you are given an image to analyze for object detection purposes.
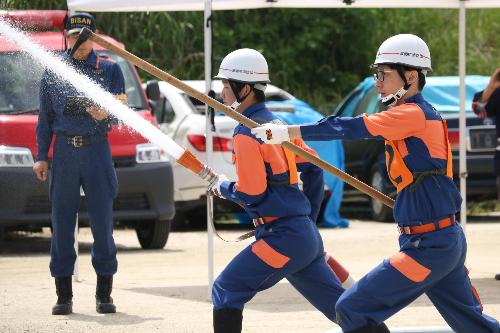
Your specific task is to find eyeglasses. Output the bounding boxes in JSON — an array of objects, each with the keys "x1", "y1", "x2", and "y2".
[{"x1": 372, "y1": 70, "x2": 394, "y2": 82}]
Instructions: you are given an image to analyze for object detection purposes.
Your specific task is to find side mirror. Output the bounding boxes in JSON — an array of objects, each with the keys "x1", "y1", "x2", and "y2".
[{"x1": 145, "y1": 80, "x2": 161, "y2": 101}]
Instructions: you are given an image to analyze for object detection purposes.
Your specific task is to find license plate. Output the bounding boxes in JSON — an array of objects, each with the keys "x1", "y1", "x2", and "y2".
[{"x1": 468, "y1": 126, "x2": 497, "y2": 152}]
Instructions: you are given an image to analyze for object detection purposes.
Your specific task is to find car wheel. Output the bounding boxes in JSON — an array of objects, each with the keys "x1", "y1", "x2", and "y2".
[
  {"x1": 135, "y1": 219, "x2": 171, "y2": 249},
  {"x1": 369, "y1": 165, "x2": 394, "y2": 222}
]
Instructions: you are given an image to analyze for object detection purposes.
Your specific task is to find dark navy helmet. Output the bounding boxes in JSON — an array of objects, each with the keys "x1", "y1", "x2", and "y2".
[{"x1": 65, "y1": 12, "x2": 96, "y2": 36}]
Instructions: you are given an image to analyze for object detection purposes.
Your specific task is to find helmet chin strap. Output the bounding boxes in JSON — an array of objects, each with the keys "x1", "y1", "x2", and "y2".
[
  {"x1": 229, "y1": 101, "x2": 241, "y2": 110},
  {"x1": 382, "y1": 65, "x2": 416, "y2": 108},
  {"x1": 228, "y1": 80, "x2": 253, "y2": 110},
  {"x1": 381, "y1": 83, "x2": 410, "y2": 108}
]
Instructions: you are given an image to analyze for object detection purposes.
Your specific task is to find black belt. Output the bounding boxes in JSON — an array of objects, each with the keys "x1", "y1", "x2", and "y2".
[
  {"x1": 67, "y1": 135, "x2": 91, "y2": 147},
  {"x1": 63, "y1": 134, "x2": 105, "y2": 147}
]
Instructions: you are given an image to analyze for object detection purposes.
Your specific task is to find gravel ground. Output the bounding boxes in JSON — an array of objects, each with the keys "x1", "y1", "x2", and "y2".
[{"x1": 0, "y1": 219, "x2": 499, "y2": 332}]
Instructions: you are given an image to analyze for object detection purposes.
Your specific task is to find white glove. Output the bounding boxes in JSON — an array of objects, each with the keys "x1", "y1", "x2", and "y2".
[
  {"x1": 208, "y1": 174, "x2": 229, "y2": 198},
  {"x1": 251, "y1": 123, "x2": 290, "y2": 144}
]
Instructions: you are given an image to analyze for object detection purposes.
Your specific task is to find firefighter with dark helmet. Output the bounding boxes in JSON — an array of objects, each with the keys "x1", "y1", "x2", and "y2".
[
  {"x1": 253, "y1": 34, "x2": 500, "y2": 333},
  {"x1": 208, "y1": 48, "x2": 387, "y2": 333},
  {"x1": 32, "y1": 12, "x2": 126, "y2": 315}
]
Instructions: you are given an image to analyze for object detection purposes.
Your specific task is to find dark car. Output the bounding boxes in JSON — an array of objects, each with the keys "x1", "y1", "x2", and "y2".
[{"x1": 335, "y1": 76, "x2": 494, "y2": 221}]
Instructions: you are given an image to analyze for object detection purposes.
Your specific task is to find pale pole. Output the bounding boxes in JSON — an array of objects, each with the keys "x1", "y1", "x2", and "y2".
[
  {"x1": 458, "y1": 0, "x2": 467, "y2": 230},
  {"x1": 204, "y1": 0, "x2": 214, "y2": 298}
]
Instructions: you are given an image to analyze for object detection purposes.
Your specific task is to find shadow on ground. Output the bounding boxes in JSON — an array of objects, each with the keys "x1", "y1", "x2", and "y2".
[
  {"x1": 61, "y1": 312, "x2": 163, "y2": 326},
  {"x1": 0, "y1": 230, "x2": 183, "y2": 257},
  {"x1": 127, "y1": 277, "x2": 500, "y2": 313}
]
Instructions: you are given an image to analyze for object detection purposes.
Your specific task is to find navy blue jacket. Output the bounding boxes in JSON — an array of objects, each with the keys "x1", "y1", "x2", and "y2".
[
  {"x1": 36, "y1": 50, "x2": 125, "y2": 161},
  {"x1": 220, "y1": 102, "x2": 324, "y2": 222}
]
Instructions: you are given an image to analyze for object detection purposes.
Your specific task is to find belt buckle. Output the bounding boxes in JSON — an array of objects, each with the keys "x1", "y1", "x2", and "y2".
[
  {"x1": 253, "y1": 218, "x2": 264, "y2": 227},
  {"x1": 398, "y1": 225, "x2": 411, "y2": 235},
  {"x1": 397, "y1": 225, "x2": 403, "y2": 235},
  {"x1": 70, "y1": 136, "x2": 84, "y2": 148}
]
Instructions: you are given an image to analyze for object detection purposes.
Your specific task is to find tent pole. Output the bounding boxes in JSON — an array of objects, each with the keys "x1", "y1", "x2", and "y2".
[
  {"x1": 204, "y1": 0, "x2": 215, "y2": 299},
  {"x1": 458, "y1": 0, "x2": 467, "y2": 230}
]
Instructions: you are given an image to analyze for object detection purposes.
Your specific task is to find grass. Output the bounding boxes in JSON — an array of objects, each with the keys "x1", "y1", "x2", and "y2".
[{"x1": 467, "y1": 199, "x2": 500, "y2": 214}]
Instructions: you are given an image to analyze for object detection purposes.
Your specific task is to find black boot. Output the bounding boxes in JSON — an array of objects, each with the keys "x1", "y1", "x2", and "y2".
[
  {"x1": 96, "y1": 275, "x2": 116, "y2": 313},
  {"x1": 52, "y1": 276, "x2": 73, "y2": 315},
  {"x1": 345, "y1": 323, "x2": 391, "y2": 333},
  {"x1": 213, "y1": 308, "x2": 242, "y2": 333},
  {"x1": 375, "y1": 323, "x2": 391, "y2": 333},
  {"x1": 495, "y1": 274, "x2": 500, "y2": 280}
]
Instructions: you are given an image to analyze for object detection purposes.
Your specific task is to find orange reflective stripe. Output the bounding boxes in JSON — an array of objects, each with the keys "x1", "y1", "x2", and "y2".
[
  {"x1": 385, "y1": 140, "x2": 413, "y2": 192},
  {"x1": 389, "y1": 252, "x2": 431, "y2": 283},
  {"x1": 260, "y1": 142, "x2": 298, "y2": 185},
  {"x1": 260, "y1": 144, "x2": 289, "y2": 175},
  {"x1": 363, "y1": 104, "x2": 426, "y2": 140},
  {"x1": 251, "y1": 239, "x2": 290, "y2": 269},
  {"x1": 283, "y1": 147, "x2": 298, "y2": 185},
  {"x1": 443, "y1": 121, "x2": 453, "y2": 178},
  {"x1": 293, "y1": 139, "x2": 319, "y2": 163},
  {"x1": 233, "y1": 134, "x2": 267, "y2": 195},
  {"x1": 416, "y1": 120, "x2": 449, "y2": 160},
  {"x1": 466, "y1": 267, "x2": 484, "y2": 311},
  {"x1": 385, "y1": 120, "x2": 453, "y2": 192}
]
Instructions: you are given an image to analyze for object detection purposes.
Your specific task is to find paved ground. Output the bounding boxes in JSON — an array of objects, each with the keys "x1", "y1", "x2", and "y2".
[{"x1": 0, "y1": 218, "x2": 499, "y2": 332}]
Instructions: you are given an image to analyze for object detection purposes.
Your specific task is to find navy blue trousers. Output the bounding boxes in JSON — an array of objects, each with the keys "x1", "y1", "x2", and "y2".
[
  {"x1": 335, "y1": 223, "x2": 500, "y2": 332},
  {"x1": 49, "y1": 136, "x2": 118, "y2": 277},
  {"x1": 212, "y1": 216, "x2": 344, "y2": 322}
]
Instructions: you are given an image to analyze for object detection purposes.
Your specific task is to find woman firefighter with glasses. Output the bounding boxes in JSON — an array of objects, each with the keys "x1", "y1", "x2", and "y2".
[{"x1": 252, "y1": 34, "x2": 500, "y2": 333}]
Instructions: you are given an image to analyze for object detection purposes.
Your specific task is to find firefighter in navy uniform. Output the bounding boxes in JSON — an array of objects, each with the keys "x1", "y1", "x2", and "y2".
[
  {"x1": 472, "y1": 68, "x2": 500, "y2": 281},
  {"x1": 208, "y1": 49, "x2": 389, "y2": 333},
  {"x1": 254, "y1": 35, "x2": 500, "y2": 333},
  {"x1": 32, "y1": 12, "x2": 127, "y2": 315}
]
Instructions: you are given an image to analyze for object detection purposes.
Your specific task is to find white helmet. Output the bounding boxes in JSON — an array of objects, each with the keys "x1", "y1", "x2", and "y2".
[
  {"x1": 215, "y1": 48, "x2": 270, "y2": 86},
  {"x1": 373, "y1": 34, "x2": 432, "y2": 72}
]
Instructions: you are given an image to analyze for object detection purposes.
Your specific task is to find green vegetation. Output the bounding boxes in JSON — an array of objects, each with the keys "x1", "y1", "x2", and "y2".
[
  {"x1": 2, "y1": 0, "x2": 499, "y2": 113},
  {"x1": 467, "y1": 200, "x2": 500, "y2": 214}
]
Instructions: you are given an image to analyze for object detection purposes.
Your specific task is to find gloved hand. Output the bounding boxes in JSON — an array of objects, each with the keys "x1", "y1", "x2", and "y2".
[
  {"x1": 472, "y1": 101, "x2": 487, "y2": 119},
  {"x1": 251, "y1": 123, "x2": 290, "y2": 144},
  {"x1": 208, "y1": 174, "x2": 229, "y2": 198}
]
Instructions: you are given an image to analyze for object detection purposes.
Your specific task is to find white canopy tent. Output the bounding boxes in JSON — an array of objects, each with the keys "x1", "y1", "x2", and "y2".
[
  {"x1": 68, "y1": 0, "x2": 500, "y2": 10},
  {"x1": 67, "y1": 0, "x2": 500, "y2": 297}
]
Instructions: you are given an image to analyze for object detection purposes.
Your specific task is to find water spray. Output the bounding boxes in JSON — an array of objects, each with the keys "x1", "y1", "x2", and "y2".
[
  {"x1": 73, "y1": 27, "x2": 395, "y2": 209},
  {"x1": 0, "y1": 18, "x2": 220, "y2": 190}
]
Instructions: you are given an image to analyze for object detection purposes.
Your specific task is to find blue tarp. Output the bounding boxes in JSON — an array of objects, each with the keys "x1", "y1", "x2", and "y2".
[{"x1": 268, "y1": 99, "x2": 349, "y2": 228}]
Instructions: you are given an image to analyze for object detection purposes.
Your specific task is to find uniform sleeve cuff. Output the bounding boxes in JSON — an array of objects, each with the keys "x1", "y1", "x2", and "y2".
[
  {"x1": 300, "y1": 123, "x2": 318, "y2": 140},
  {"x1": 219, "y1": 181, "x2": 233, "y2": 199},
  {"x1": 36, "y1": 153, "x2": 48, "y2": 162}
]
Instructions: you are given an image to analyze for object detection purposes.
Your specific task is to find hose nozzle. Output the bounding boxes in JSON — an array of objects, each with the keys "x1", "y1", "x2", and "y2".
[{"x1": 176, "y1": 149, "x2": 217, "y2": 184}]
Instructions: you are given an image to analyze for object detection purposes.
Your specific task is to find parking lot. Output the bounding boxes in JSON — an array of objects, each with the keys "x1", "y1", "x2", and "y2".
[{"x1": 1, "y1": 218, "x2": 499, "y2": 333}]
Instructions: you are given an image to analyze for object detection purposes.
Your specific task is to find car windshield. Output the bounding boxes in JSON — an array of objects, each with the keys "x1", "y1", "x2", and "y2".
[
  {"x1": 0, "y1": 51, "x2": 147, "y2": 114},
  {"x1": 184, "y1": 90, "x2": 292, "y2": 114}
]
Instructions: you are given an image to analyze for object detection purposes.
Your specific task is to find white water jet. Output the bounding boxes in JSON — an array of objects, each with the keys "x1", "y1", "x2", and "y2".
[{"x1": 0, "y1": 18, "x2": 185, "y2": 160}]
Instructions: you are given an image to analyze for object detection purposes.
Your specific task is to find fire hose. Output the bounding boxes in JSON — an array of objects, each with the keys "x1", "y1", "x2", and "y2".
[{"x1": 72, "y1": 28, "x2": 395, "y2": 240}]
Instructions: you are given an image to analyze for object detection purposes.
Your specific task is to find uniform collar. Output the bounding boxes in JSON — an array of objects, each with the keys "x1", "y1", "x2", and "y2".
[
  {"x1": 404, "y1": 93, "x2": 424, "y2": 104},
  {"x1": 241, "y1": 102, "x2": 267, "y2": 119},
  {"x1": 65, "y1": 49, "x2": 98, "y2": 69}
]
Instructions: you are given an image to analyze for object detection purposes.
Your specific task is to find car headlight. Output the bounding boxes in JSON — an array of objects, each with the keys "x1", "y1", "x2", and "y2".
[
  {"x1": 0, "y1": 146, "x2": 34, "y2": 167},
  {"x1": 136, "y1": 143, "x2": 169, "y2": 163}
]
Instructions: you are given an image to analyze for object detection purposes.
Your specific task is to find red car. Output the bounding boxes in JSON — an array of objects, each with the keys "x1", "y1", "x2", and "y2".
[{"x1": 0, "y1": 10, "x2": 174, "y2": 248}]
